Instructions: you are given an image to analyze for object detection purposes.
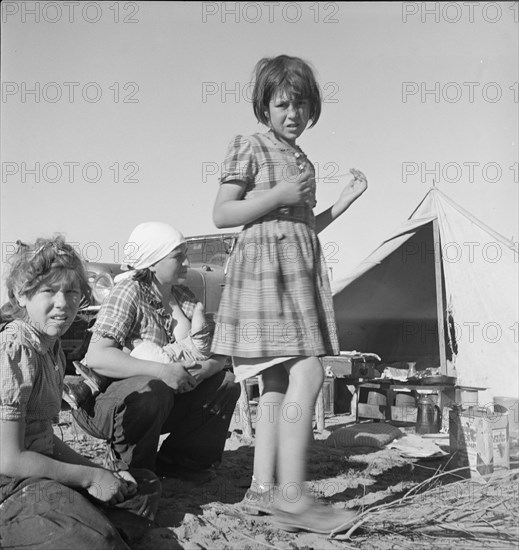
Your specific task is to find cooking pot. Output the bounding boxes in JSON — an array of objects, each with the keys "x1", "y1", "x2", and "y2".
[{"x1": 416, "y1": 396, "x2": 441, "y2": 434}]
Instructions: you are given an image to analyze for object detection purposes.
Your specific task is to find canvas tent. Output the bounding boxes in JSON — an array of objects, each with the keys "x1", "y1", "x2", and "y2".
[{"x1": 331, "y1": 188, "x2": 518, "y2": 401}]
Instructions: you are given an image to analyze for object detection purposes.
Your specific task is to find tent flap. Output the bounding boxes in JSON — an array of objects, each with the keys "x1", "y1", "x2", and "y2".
[{"x1": 332, "y1": 188, "x2": 519, "y2": 400}]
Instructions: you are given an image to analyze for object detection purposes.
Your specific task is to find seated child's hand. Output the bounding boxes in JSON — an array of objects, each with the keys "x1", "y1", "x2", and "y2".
[
  {"x1": 115, "y1": 470, "x2": 138, "y2": 497},
  {"x1": 88, "y1": 468, "x2": 131, "y2": 505}
]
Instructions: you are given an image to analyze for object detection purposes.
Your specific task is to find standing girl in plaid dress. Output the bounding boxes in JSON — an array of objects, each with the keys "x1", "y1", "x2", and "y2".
[{"x1": 212, "y1": 55, "x2": 368, "y2": 533}]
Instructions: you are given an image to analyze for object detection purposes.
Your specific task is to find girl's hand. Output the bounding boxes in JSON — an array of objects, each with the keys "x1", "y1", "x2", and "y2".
[
  {"x1": 338, "y1": 168, "x2": 368, "y2": 205},
  {"x1": 87, "y1": 468, "x2": 130, "y2": 505},
  {"x1": 315, "y1": 168, "x2": 368, "y2": 233},
  {"x1": 158, "y1": 362, "x2": 197, "y2": 393},
  {"x1": 275, "y1": 162, "x2": 314, "y2": 207}
]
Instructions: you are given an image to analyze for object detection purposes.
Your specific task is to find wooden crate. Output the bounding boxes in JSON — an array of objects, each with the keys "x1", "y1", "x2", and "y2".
[
  {"x1": 391, "y1": 405, "x2": 418, "y2": 423},
  {"x1": 357, "y1": 403, "x2": 387, "y2": 420}
]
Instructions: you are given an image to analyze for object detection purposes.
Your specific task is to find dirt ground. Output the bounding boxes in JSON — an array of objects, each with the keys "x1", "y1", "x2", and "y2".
[{"x1": 55, "y1": 406, "x2": 518, "y2": 550}]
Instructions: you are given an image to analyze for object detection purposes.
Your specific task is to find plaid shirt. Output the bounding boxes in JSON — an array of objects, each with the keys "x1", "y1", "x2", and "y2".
[
  {"x1": 0, "y1": 319, "x2": 65, "y2": 456},
  {"x1": 91, "y1": 278, "x2": 198, "y2": 349}
]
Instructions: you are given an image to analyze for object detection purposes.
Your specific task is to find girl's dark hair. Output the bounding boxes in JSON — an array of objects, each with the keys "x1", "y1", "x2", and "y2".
[
  {"x1": 252, "y1": 55, "x2": 321, "y2": 128},
  {"x1": 2, "y1": 236, "x2": 92, "y2": 321}
]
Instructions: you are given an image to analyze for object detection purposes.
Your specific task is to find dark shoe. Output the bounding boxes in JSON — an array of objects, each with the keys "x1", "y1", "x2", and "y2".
[
  {"x1": 73, "y1": 360, "x2": 110, "y2": 394},
  {"x1": 240, "y1": 485, "x2": 278, "y2": 515},
  {"x1": 155, "y1": 458, "x2": 217, "y2": 483},
  {"x1": 272, "y1": 503, "x2": 359, "y2": 535},
  {"x1": 63, "y1": 376, "x2": 93, "y2": 410},
  {"x1": 103, "y1": 508, "x2": 155, "y2": 543}
]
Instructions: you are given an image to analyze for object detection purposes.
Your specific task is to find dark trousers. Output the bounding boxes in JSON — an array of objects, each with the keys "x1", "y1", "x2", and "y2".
[
  {"x1": 0, "y1": 469, "x2": 160, "y2": 550},
  {"x1": 73, "y1": 371, "x2": 240, "y2": 471}
]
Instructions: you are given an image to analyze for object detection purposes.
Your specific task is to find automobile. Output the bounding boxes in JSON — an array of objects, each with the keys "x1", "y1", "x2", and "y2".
[{"x1": 61, "y1": 233, "x2": 236, "y2": 371}]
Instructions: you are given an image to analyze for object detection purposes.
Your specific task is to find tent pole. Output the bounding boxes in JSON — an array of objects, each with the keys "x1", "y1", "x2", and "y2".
[{"x1": 433, "y1": 219, "x2": 448, "y2": 375}]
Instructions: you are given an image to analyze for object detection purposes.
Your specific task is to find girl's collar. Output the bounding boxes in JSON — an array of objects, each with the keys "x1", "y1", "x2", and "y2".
[
  {"x1": 265, "y1": 130, "x2": 306, "y2": 158},
  {"x1": 5, "y1": 319, "x2": 59, "y2": 354}
]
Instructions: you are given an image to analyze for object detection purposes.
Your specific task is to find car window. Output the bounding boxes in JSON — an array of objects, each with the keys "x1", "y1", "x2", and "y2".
[{"x1": 187, "y1": 236, "x2": 234, "y2": 267}]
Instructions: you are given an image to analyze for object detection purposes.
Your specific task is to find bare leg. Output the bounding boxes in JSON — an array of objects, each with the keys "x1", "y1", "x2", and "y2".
[
  {"x1": 269, "y1": 358, "x2": 360, "y2": 533},
  {"x1": 252, "y1": 364, "x2": 289, "y2": 486},
  {"x1": 276, "y1": 356, "x2": 324, "y2": 513}
]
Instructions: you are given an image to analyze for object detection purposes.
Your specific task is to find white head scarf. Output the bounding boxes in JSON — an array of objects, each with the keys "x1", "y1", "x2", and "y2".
[{"x1": 114, "y1": 222, "x2": 186, "y2": 283}]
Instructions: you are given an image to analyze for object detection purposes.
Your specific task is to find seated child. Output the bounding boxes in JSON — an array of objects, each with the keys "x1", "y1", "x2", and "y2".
[{"x1": 0, "y1": 237, "x2": 161, "y2": 549}]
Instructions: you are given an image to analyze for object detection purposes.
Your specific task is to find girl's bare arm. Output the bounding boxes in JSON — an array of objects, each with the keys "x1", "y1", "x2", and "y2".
[
  {"x1": 213, "y1": 177, "x2": 309, "y2": 229},
  {"x1": 315, "y1": 169, "x2": 368, "y2": 234},
  {"x1": 0, "y1": 419, "x2": 130, "y2": 503},
  {"x1": 52, "y1": 434, "x2": 102, "y2": 467}
]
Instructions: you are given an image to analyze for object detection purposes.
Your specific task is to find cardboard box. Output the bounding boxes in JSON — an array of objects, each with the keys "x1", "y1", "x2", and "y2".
[
  {"x1": 320, "y1": 356, "x2": 378, "y2": 379},
  {"x1": 367, "y1": 391, "x2": 387, "y2": 406},
  {"x1": 449, "y1": 407, "x2": 509, "y2": 479},
  {"x1": 491, "y1": 411, "x2": 510, "y2": 472},
  {"x1": 391, "y1": 405, "x2": 418, "y2": 423},
  {"x1": 357, "y1": 403, "x2": 386, "y2": 420}
]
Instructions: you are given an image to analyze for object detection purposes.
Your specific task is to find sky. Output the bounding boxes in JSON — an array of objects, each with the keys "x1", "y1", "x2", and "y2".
[{"x1": 1, "y1": 1, "x2": 518, "y2": 302}]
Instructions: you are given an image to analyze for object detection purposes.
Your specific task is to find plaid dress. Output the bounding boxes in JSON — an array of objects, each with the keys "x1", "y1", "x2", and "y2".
[{"x1": 212, "y1": 132, "x2": 339, "y2": 363}]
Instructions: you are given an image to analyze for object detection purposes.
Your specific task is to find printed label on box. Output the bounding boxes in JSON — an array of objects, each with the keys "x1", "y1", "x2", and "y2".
[{"x1": 449, "y1": 408, "x2": 510, "y2": 479}]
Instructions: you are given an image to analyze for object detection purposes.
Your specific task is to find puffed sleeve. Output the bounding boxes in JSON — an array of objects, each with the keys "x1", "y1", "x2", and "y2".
[
  {"x1": 220, "y1": 135, "x2": 258, "y2": 187},
  {"x1": 90, "y1": 279, "x2": 138, "y2": 347},
  {"x1": 0, "y1": 332, "x2": 37, "y2": 421}
]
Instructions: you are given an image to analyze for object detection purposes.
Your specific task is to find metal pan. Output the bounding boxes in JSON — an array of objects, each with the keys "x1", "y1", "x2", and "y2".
[{"x1": 420, "y1": 375, "x2": 457, "y2": 385}]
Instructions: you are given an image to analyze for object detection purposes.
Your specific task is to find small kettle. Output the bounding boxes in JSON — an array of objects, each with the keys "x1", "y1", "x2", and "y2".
[{"x1": 416, "y1": 396, "x2": 441, "y2": 434}]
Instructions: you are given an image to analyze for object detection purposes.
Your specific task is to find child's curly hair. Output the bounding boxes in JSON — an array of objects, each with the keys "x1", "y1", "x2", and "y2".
[{"x1": 2, "y1": 236, "x2": 92, "y2": 321}]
